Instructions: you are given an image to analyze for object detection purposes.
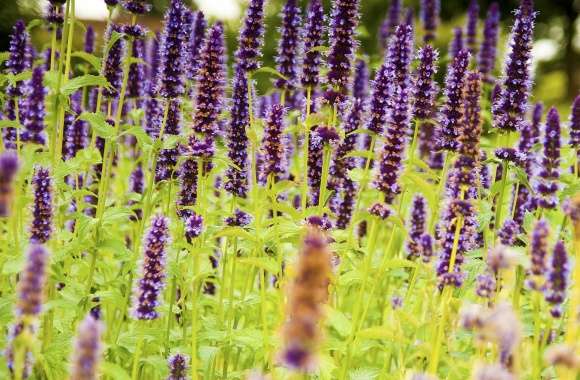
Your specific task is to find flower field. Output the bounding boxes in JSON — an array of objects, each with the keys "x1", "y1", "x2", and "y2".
[{"x1": 0, "y1": 0, "x2": 579, "y2": 379}]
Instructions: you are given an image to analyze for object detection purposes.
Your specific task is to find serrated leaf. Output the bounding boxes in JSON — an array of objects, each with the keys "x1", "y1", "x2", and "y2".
[
  {"x1": 71, "y1": 51, "x2": 102, "y2": 71},
  {"x1": 79, "y1": 112, "x2": 115, "y2": 139},
  {"x1": 0, "y1": 120, "x2": 23, "y2": 129},
  {"x1": 61, "y1": 74, "x2": 111, "y2": 95},
  {"x1": 122, "y1": 126, "x2": 153, "y2": 147},
  {"x1": 253, "y1": 66, "x2": 288, "y2": 80},
  {"x1": 100, "y1": 362, "x2": 131, "y2": 380}
]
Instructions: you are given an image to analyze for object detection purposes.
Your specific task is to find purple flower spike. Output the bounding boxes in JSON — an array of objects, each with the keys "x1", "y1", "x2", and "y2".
[
  {"x1": 122, "y1": 0, "x2": 152, "y2": 14},
  {"x1": 301, "y1": 0, "x2": 325, "y2": 90},
  {"x1": 421, "y1": 0, "x2": 439, "y2": 43},
  {"x1": 235, "y1": 0, "x2": 265, "y2": 72},
  {"x1": 184, "y1": 213, "x2": 203, "y2": 243},
  {"x1": 275, "y1": 0, "x2": 303, "y2": 91},
  {"x1": 465, "y1": 0, "x2": 479, "y2": 55},
  {"x1": 168, "y1": 353, "x2": 188, "y2": 380},
  {"x1": 6, "y1": 20, "x2": 33, "y2": 97},
  {"x1": 127, "y1": 37, "x2": 146, "y2": 99},
  {"x1": 527, "y1": 219, "x2": 549, "y2": 290},
  {"x1": 478, "y1": 3, "x2": 500, "y2": 82},
  {"x1": 16, "y1": 244, "x2": 49, "y2": 317},
  {"x1": 335, "y1": 180, "x2": 357, "y2": 229},
  {"x1": 476, "y1": 274, "x2": 496, "y2": 298},
  {"x1": 225, "y1": 209, "x2": 253, "y2": 227},
  {"x1": 259, "y1": 104, "x2": 287, "y2": 184},
  {"x1": 379, "y1": 0, "x2": 401, "y2": 50},
  {"x1": 132, "y1": 214, "x2": 170, "y2": 320},
  {"x1": 177, "y1": 159, "x2": 199, "y2": 219},
  {"x1": 0, "y1": 152, "x2": 19, "y2": 217},
  {"x1": 84, "y1": 25, "x2": 96, "y2": 54},
  {"x1": 352, "y1": 58, "x2": 369, "y2": 101},
  {"x1": 545, "y1": 241, "x2": 569, "y2": 318},
  {"x1": 413, "y1": 45, "x2": 439, "y2": 121},
  {"x1": 437, "y1": 49, "x2": 470, "y2": 152},
  {"x1": 192, "y1": 22, "x2": 226, "y2": 136},
  {"x1": 157, "y1": 0, "x2": 188, "y2": 98},
  {"x1": 187, "y1": 11, "x2": 207, "y2": 81},
  {"x1": 570, "y1": 95, "x2": 580, "y2": 147},
  {"x1": 30, "y1": 167, "x2": 53, "y2": 244},
  {"x1": 69, "y1": 314, "x2": 103, "y2": 380},
  {"x1": 102, "y1": 24, "x2": 125, "y2": 98},
  {"x1": 45, "y1": 2, "x2": 64, "y2": 25},
  {"x1": 21, "y1": 67, "x2": 47, "y2": 145},
  {"x1": 155, "y1": 99, "x2": 182, "y2": 182},
  {"x1": 148, "y1": 33, "x2": 162, "y2": 92},
  {"x1": 449, "y1": 27, "x2": 464, "y2": 60},
  {"x1": 365, "y1": 61, "x2": 390, "y2": 136},
  {"x1": 327, "y1": 0, "x2": 360, "y2": 94},
  {"x1": 224, "y1": 68, "x2": 250, "y2": 197},
  {"x1": 493, "y1": 0, "x2": 536, "y2": 132},
  {"x1": 63, "y1": 93, "x2": 88, "y2": 161},
  {"x1": 535, "y1": 107, "x2": 561, "y2": 209},
  {"x1": 498, "y1": 219, "x2": 518, "y2": 246},
  {"x1": 420, "y1": 233, "x2": 434, "y2": 263},
  {"x1": 407, "y1": 196, "x2": 428, "y2": 259},
  {"x1": 374, "y1": 24, "x2": 414, "y2": 203}
]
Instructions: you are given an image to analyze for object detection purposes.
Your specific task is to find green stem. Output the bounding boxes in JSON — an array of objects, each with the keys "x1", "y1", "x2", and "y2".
[
  {"x1": 301, "y1": 86, "x2": 312, "y2": 212},
  {"x1": 318, "y1": 145, "x2": 332, "y2": 210},
  {"x1": 493, "y1": 160, "x2": 509, "y2": 241}
]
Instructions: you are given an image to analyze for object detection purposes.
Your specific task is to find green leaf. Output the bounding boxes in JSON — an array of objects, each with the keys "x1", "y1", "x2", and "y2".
[
  {"x1": 307, "y1": 45, "x2": 329, "y2": 54},
  {"x1": 214, "y1": 227, "x2": 257, "y2": 242},
  {"x1": 71, "y1": 51, "x2": 102, "y2": 71},
  {"x1": 0, "y1": 120, "x2": 23, "y2": 130},
  {"x1": 0, "y1": 52, "x2": 9, "y2": 66},
  {"x1": 26, "y1": 19, "x2": 44, "y2": 32},
  {"x1": 79, "y1": 112, "x2": 115, "y2": 139},
  {"x1": 100, "y1": 362, "x2": 131, "y2": 380},
  {"x1": 345, "y1": 150, "x2": 374, "y2": 159},
  {"x1": 162, "y1": 134, "x2": 181, "y2": 150},
  {"x1": 122, "y1": 126, "x2": 153, "y2": 147},
  {"x1": 104, "y1": 31, "x2": 124, "y2": 58},
  {"x1": 238, "y1": 257, "x2": 279, "y2": 274},
  {"x1": 253, "y1": 66, "x2": 288, "y2": 81},
  {"x1": 61, "y1": 74, "x2": 111, "y2": 96}
]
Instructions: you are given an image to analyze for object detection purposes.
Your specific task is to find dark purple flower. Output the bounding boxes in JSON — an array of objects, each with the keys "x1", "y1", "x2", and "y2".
[
  {"x1": 420, "y1": 233, "x2": 434, "y2": 263},
  {"x1": 45, "y1": 3, "x2": 64, "y2": 25},
  {"x1": 259, "y1": 104, "x2": 287, "y2": 184},
  {"x1": 307, "y1": 126, "x2": 324, "y2": 206},
  {"x1": 527, "y1": 219, "x2": 549, "y2": 289},
  {"x1": 84, "y1": 25, "x2": 96, "y2": 54},
  {"x1": 352, "y1": 58, "x2": 369, "y2": 101},
  {"x1": 335, "y1": 180, "x2": 357, "y2": 229},
  {"x1": 122, "y1": 0, "x2": 152, "y2": 14},
  {"x1": 132, "y1": 214, "x2": 170, "y2": 320},
  {"x1": 16, "y1": 244, "x2": 49, "y2": 317},
  {"x1": 156, "y1": 99, "x2": 182, "y2": 182},
  {"x1": 301, "y1": 0, "x2": 326, "y2": 90},
  {"x1": 6, "y1": 20, "x2": 33, "y2": 97},
  {"x1": 147, "y1": 33, "x2": 162, "y2": 93},
  {"x1": 168, "y1": 353, "x2": 188, "y2": 380},
  {"x1": 437, "y1": 49, "x2": 470, "y2": 152},
  {"x1": 30, "y1": 167, "x2": 53, "y2": 244},
  {"x1": 449, "y1": 27, "x2": 464, "y2": 60},
  {"x1": 494, "y1": 148, "x2": 521, "y2": 164},
  {"x1": 545, "y1": 241, "x2": 569, "y2": 318},
  {"x1": 128, "y1": 163, "x2": 144, "y2": 220},
  {"x1": 177, "y1": 158, "x2": 198, "y2": 218},
  {"x1": 235, "y1": 0, "x2": 265, "y2": 72},
  {"x1": 184, "y1": 213, "x2": 203, "y2": 243},
  {"x1": 225, "y1": 208, "x2": 252, "y2": 227},
  {"x1": 0, "y1": 152, "x2": 19, "y2": 217},
  {"x1": 63, "y1": 93, "x2": 88, "y2": 161},
  {"x1": 374, "y1": 24, "x2": 414, "y2": 203},
  {"x1": 477, "y1": 3, "x2": 500, "y2": 81},
  {"x1": 102, "y1": 24, "x2": 125, "y2": 98},
  {"x1": 21, "y1": 67, "x2": 47, "y2": 145},
  {"x1": 476, "y1": 274, "x2": 496, "y2": 298},
  {"x1": 570, "y1": 95, "x2": 580, "y2": 147},
  {"x1": 275, "y1": 0, "x2": 303, "y2": 91},
  {"x1": 407, "y1": 195, "x2": 427, "y2": 259},
  {"x1": 465, "y1": 0, "x2": 479, "y2": 55},
  {"x1": 535, "y1": 107, "x2": 561, "y2": 209},
  {"x1": 327, "y1": 0, "x2": 360, "y2": 94},
  {"x1": 365, "y1": 61, "x2": 390, "y2": 136},
  {"x1": 122, "y1": 24, "x2": 148, "y2": 39},
  {"x1": 192, "y1": 22, "x2": 226, "y2": 136},
  {"x1": 187, "y1": 11, "x2": 207, "y2": 81},
  {"x1": 156, "y1": 0, "x2": 188, "y2": 98},
  {"x1": 368, "y1": 202, "x2": 391, "y2": 220},
  {"x1": 413, "y1": 45, "x2": 439, "y2": 121},
  {"x1": 69, "y1": 314, "x2": 103, "y2": 380},
  {"x1": 127, "y1": 38, "x2": 147, "y2": 99},
  {"x1": 105, "y1": 0, "x2": 119, "y2": 5},
  {"x1": 224, "y1": 68, "x2": 250, "y2": 197},
  {"x1": 421, "y1": 0, "x2": 440, "y2": 43},
  {"x1": 498, "y1": 219, "x2": 518, "y2": 246},
  {"x1": 379, "y1": 0, "x2": 401, "y2": 50},
  {"x1": 493, "y1": 0, "x2": 536, "y2": 132}
]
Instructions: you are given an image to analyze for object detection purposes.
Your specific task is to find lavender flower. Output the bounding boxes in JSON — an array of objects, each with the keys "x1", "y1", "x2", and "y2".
[
  {"x1": 69, "y1": 314, "x2": 103, "y2": 380},
  {"x1": 45, "y1": 2, "x2": 64, "y2": 25},
  {"x1": 156, "y1": 0, "x2": 188, "y2": 98},
  {"x1": 527, "y1": 219, "x2": 549, "y2": 290},
  {"x1": 407, "y1": 196, "x2": 428, "y2": 259},
  {"x1": 379, "y1": 0, "x2": 401, "y2": 50},
  {"x1": 224, "y1": 209, "x2": 252, "y2": 227},
  {"x1": 327, "y1": 0, "x2": 360, "y2": 94},
  {"x1": 275, "y1": 0, "x2": 303, "y2": 91},
  {"x1": 307, "y1": 127, "x2": 324, "y2": 205},
  {"x1": 259, "y1": 104, "x2": 287, "y2": 184},
  {"x1": 0, "y1": 152, "x2": 19, "y2": 217},
  {"x1": 84, "y1": 25, "x2": 95, "y2": 54},
  {"x1": 477, "y1": 3, "x2": 500, "y2": 81},
  {"x1": 235, "y1": 0, "x2": 265, "y2": 72},
  {"x1": 301, "y1": 0, "x2": 325, "y2": 90},
  {"x1": 374, "y1": 24, "x2": 414, "y2": 203},
  {"x1": 63, "y1": 93, "x2": 88, "y2": 161},
  {"x1": 155, "y1": 99, "x2": 182, "y2": 182},
  {"x1": 187, "y1": 11, "x2": 207, "y2": 81},
  {"x1": 465, "y1": 0, "x2": 479, "y2": 54},
  {"x1": 132, "y1": 214, "x2": 170, "y2": 320},
  {"x1": 127, "y1": 37, "x2": 146, "y2": 99},
  {"x1": 16, "y1": 244, "x2": 49, "y2": 317},
  {"x1": 476, "y1": 274, "x2": 496, "y2": 298},
  {"x1": 192, "y1": 22, "x2": 226, "y2": 136},
  {"x1": 184, "y1": 213, "x2": 203, "y2": 243},
  {"x1": 6, "y1": 20, "x2": 33, "y2": 97},
  {"x1": 365, "y1": 60, "x2": 390, "y2": 136},
  {"x1": 167, "y1": 353, "x2": 188, "y2": 380},
  {"x1": 21, "y1": 67, "x2": 47, "y2": 145},
  {"x1": 352, "y1": 59, "x2": 369, "y2": 101},
  {"x1": 493, "y1": 0, "x2": 536, "y2": 132},
  {"x1": 498, "y1": 219, "x2": 518, "y2": 246},
  {"x1": 144, "y1": 97, "x2": 163, "y2": 139},
  {"x1": 449, "y1": 27, "x2": 464, "y2": 60},
  {"x1": 413, "y1": 45, "x2": 439, "y2": 121},
  {"x1": 177, "y1": 159, "x2": 198, "y2": 218},
  {"x1": 148, "y1": 33, "x2": 162, "y2": 92},
  {"x1": 437, "y1": 49, "x2": 470, "y2": 152},
  {"x1": 545, "y1": 241, "x2": 569, "y2": 318},
  {"x1": 122, "y1": 0, "x2": 152, "y2": 14},
  {"x1": 224, "y1": 68, "x2": 250, "y2": 197},
  {"x1": 368, "y1": 202, "x2": 392, "y2": 220},
  {"x1": 335, "y1": 180, "x2": 357, "y2": 229},
  {"x1": 420, "y1": 233, "x2": 434, "y2": 263},
  {"x1": 102, "y1": 24, "x2": 125, "y2": 98},
  {"x1": 535, "y1": 107, "x2": 561, "y2": 209},
  {"x1": 30, "y1": 167, "x2": 53, "y2": 244},
  {"x1": 421, "y1": 0, "x2": 440, "y2": 43}
]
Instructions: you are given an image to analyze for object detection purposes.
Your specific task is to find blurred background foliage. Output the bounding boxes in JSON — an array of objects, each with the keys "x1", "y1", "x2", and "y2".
[{"x1": 0, "y1": 0, "x2": 578, "y2": 107}]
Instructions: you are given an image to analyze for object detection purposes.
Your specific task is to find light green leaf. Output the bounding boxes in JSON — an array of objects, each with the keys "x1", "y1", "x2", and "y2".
[
  {"x1": 61, "y1": 74, "x2": 111, "y2": 95},
  {"x1": 71, "y1": 51, "x2": 102, "y2": 71},
  {"x1": 79, "y1": 112, "x2": 115, "y2": 139},
  {"x1": 253, "y1": 66, "x2": 288, "y2": 81},
  {"x1": 0, "y1": 120, "x2": 23, "y2": 130}
]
